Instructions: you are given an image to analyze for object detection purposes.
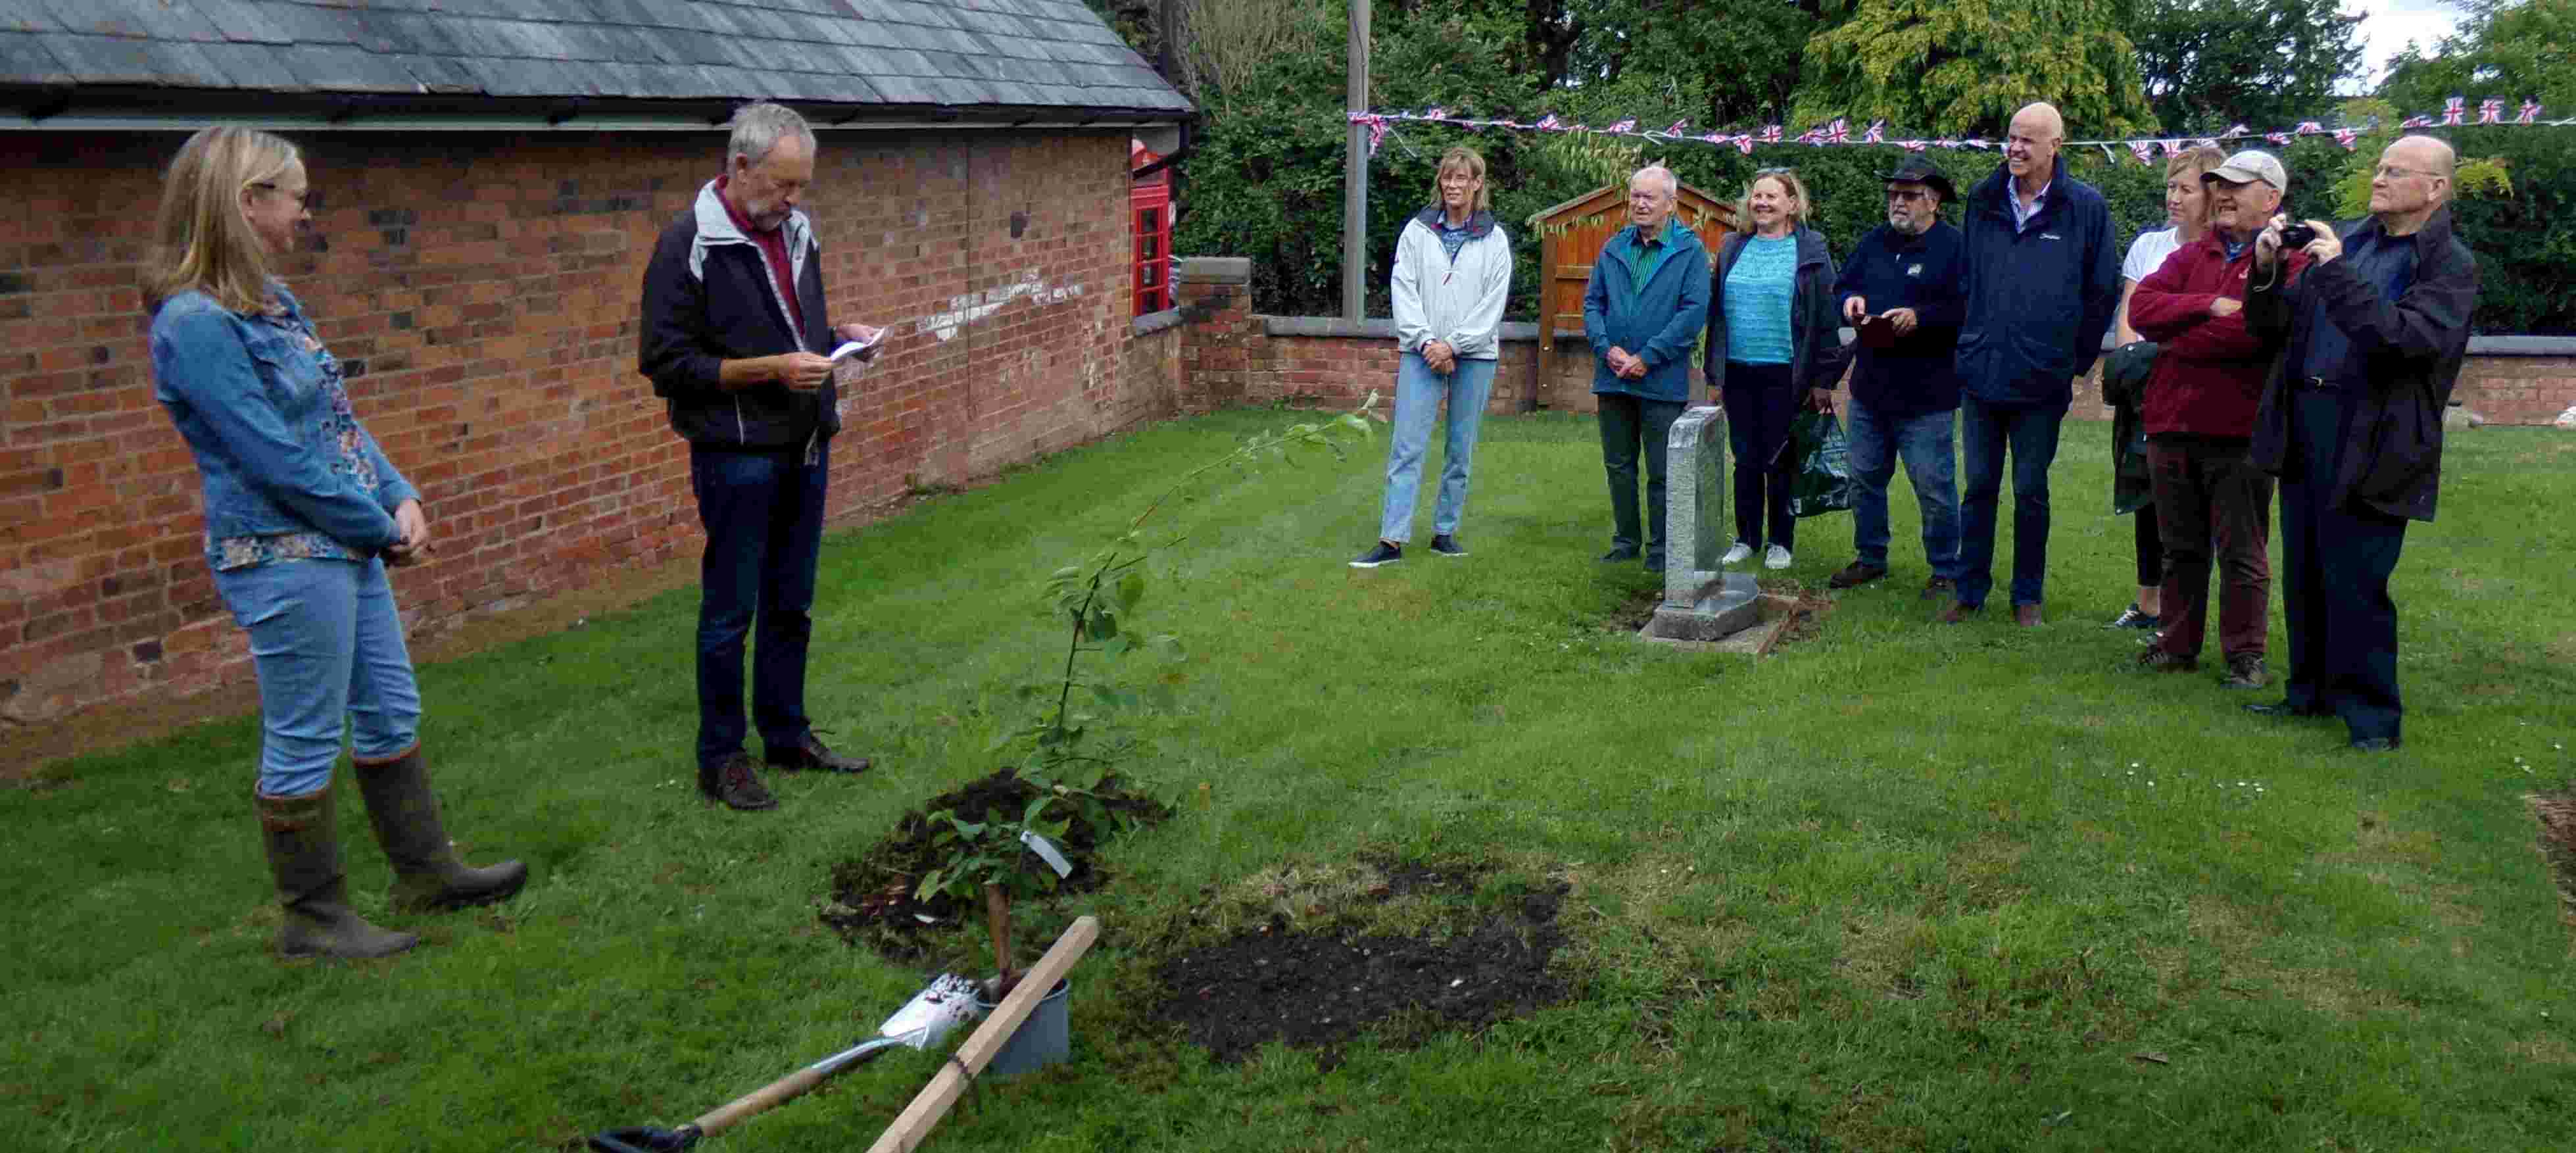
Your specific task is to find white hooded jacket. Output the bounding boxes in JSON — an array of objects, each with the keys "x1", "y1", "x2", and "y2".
[{"x1": 1391, "y1": 206, "x2": 1513, "y2": 361}]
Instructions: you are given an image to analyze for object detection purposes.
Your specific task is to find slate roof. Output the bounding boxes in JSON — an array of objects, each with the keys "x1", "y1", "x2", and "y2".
[{"x1": 0, "y1": 0, "x2": 1190, "y2": 118}]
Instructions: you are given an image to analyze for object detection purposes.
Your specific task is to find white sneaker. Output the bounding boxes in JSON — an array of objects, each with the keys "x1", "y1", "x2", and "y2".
[
  {"x1": 1720, "y1": 542, "x2": 1753, "y2": 566},
  {"x1": 1764, "y1": 545, "x2": 1793, "y2": 570}
]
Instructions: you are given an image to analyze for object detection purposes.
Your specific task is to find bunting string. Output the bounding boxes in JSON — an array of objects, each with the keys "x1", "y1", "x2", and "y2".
[{"x1": 1348, "y1": 98, "x2": 2571, "y2": 164}]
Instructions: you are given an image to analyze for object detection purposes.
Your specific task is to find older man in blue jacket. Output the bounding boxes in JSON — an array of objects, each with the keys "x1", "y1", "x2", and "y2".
[
  {"x1": 1943, "y1": 102, "x2": 2122, "y2": 626},
  {"x1": 1583, "y1": 164, "x2": 1713, "y2": 572}
]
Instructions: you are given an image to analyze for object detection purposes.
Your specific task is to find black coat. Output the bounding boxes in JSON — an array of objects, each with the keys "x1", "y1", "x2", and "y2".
[
  {"x1": 2245, "y1": 207, "x2": 2479, "y2": 522},
  {"x1": 638, "y1": 184, "x2": 842, "y2": 451},
  {"x1": 1705, "y1": 225, "x2": 1848, "y2": 395}
]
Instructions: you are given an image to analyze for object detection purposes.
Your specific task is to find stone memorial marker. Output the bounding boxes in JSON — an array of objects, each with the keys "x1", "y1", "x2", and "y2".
[{"x1": 1645, "y1": 406, "x2": 1762, "y2": 642}]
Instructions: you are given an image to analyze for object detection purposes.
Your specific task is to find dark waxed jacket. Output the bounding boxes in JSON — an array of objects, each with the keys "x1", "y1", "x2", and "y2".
[
  {"x1": 1955, "y1": 155, "x2": 2121, "y2": 408},
  {"x1": 1706, "y1": 225, "x2": 1848, "y2": 395},
  {"x1": 2245, "y1": 207, "x2": 2479, "y2": 522},
  {"x1": 1830, "y1": 220, "x2": 1965, "y2": 418},
  {"x1": 639, "y1": 180, "x2": 842, "y2": 451}
]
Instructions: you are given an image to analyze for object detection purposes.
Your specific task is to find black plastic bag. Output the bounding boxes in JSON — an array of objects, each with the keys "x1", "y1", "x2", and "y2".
[{"x1": 1786, "y1": 408, "x2": 1855, "y2": 518}]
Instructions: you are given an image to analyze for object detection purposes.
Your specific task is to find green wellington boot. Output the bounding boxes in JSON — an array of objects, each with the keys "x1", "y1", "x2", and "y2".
[
  {"x1": 256, "y1": 787, "x2": 419, "y2": 960},
  {"x1": 352, "y1": 747, "x2": 529, "y2": 914}
]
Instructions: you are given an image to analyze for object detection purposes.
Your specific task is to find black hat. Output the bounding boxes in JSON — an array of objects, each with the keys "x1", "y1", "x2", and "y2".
[{"x1": 1883, "y1": 155, "x2": 1956, "y2": 203}]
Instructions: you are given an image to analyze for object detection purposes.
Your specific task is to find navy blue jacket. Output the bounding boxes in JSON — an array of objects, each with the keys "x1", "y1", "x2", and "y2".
[
  {"x1": 1705, "y1": 226, "x2": 1847, "y2": 397},
  {"x1": 640, "y1": 181, "x2": 842, "y2": 452},
  {"x1": 1955, "y1": 156, "x2": 2120, "y2": 409},
  {"x1": 1831, "y1": 221, "x2": 1966, "y2": 418}
]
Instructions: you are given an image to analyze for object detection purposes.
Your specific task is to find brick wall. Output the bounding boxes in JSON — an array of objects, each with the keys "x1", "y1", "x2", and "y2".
[
  {"x1": 0, "y1": 126, "x2": 1175, "y2": 725},
  {"x1": 2454, "y1": 355, "x2": 2576, "y2": 426}
]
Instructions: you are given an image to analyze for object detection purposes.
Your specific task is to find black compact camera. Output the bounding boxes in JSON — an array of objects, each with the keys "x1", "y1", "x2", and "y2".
[{"x1": 2277, "y1": 222, "x2": 2318, "y2": 249}]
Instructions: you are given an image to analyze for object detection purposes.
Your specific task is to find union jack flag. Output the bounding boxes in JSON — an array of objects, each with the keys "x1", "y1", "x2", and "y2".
[
  {"x1": 1424, "y1": 107, "x2": 1448, "y2": 120},
  {"x1": 1899, "y1": 139, "x2": 1926, "y2": 153},
  {"x1": 1760, "y1": 124, "x2": 1783, "y2": 143},
  {"x1": 1863, "y1": 120, "x2": 1885, "y2": 144},
  {"x1": 2221, "y1": 124, "x2": 2249, "y2": 139},
  {"x1": 2400, "y1": 114, "x2": 2434, "y2": 128},
  {"x1": 1936, "y1": 137, "x2": 1960, "y2": 149},
  {"x1": 2441, "y1": 96, "x2": 2466, "y2": 125},
  {"x1": 1533, "y1": 114, "x2": 1564, "y2": 131},
  {"x1": 1734, "y1": 135, "x2": 1755, "y2": 155},
  {"x1": 2519, "y1": 101, "x2": 2544, "y2": 124},
  {"x1": 1666, "y1": 120, "x2": 1690, "y2": 136},
  {"x1": 2129, "y1": 140, "x2": 2156, "y2": 166},
  {"x1": 2265, "y1": 132, "x2": 2291, "y2": 145},
  {"x1": 2334, "y1": 128, "x2": 2360, "y2": 150},
  {"x1": 2477, "y1": 99, "x2": 2504, "y2": 124},
  {"x1": 1823, "y1": 118, "x2": 1851, "y2": 144},
  {"x1": 2293, "y1": 121, "x2": 2324, "y2": 135},
  {"x1": 1605, "y1": 119, "x2": 1638, "y2": 134},
  {"x1": 1961, "y1": 138, "x2": 1991, "y2": 149}
]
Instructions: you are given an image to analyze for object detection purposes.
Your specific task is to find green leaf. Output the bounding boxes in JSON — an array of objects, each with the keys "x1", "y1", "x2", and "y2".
[
  {"x1": 913, "y1": 868, "x2": 947, "y2": 902},
  {"x1": 1086, "y1": 607, "x2": 1120, "y2": 641},
  {"x1": 1116, "y1": 571, "x2": 1146, "y2": 612}
]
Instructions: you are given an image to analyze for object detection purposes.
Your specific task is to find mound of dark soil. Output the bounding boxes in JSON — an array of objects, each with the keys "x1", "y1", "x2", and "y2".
[
  {"x1": 1153, "y1": 883, "x2": 1570, "y2": 1067},
  {"x1": 820, "y1": 767, "x2": 1169, "y2": 958}
]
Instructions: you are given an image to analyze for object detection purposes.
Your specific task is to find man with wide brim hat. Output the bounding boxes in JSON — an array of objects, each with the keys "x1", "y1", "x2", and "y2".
[{"x1": 1824, "y1": 153, "x2": 1970, "y2": 596}]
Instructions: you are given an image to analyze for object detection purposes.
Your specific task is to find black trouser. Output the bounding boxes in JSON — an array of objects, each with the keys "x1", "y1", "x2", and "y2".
[
  {"x1": 2132, "y1": 501, "x2": 2164, "y2": 587},
  {"x1": 1720, "y1": 360, "x2": 1799, "y2": 551},
  {"x1": 2279, "y1": 386, "x2": 2408, "y2": 743},
  {"x1": 1598, "y1": 393, "x2": 1685, "y2": 558}
]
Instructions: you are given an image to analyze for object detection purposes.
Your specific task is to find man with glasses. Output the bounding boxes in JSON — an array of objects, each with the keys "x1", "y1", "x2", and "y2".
[
  {"x1": 2239, "y1": 136, "x2": 2479, "y2": 752},
  {"x1": 1582, "y1": 164, "x2": 1711, "y2": 572},
  {"x1": 1943, "y1": 102, "x2": 2121, "y2": 627},
  {"x1": 1827, "y1": 156, "x2": 1967, "y2": 595}
]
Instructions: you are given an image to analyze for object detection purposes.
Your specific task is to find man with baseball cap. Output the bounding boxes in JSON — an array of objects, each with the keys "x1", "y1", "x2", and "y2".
[
  {"x1": 2124, "y1": 149, "x2": 2308, "y2": 691},
  {"x1": 1827, "y1": 155, "x2": 1968, "y2": 594}
]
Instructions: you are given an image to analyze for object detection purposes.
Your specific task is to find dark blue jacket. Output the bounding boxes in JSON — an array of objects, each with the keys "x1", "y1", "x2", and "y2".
[
  {"x1": 639, "y1": 181, "x2": 843, "y2": 452},
  {"x1": 1831, "y1": 221, "x2": 1966, "y2": 418},
  {"x1": 1582, "y1": 220, "x2": 1712, "y2": 403},
  {"x1": 1955, "y1": 156, "x2": 2120, "y2": 409},
  {"x1": 1705, "y1": 226, "x2": 1847, "y2": 397}
]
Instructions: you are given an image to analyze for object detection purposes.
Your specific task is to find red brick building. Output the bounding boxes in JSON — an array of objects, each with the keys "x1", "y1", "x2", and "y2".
[{"x1": 0, "y1": 1, "x2": 1189, "y2": 725}]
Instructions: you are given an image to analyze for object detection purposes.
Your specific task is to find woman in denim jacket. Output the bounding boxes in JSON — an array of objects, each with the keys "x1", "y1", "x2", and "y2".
[{"x1": 145, "y1": 127, "x2": 525, "y2": 960}]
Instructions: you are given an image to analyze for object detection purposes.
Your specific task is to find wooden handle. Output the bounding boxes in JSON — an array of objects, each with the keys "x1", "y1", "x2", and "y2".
[
  {"x1": 690, "y1": 1062, "x2": 832, "y2": 1138},
  {"x1": 867, "y1": 915, "x2": 1100, "y2": 1153}
]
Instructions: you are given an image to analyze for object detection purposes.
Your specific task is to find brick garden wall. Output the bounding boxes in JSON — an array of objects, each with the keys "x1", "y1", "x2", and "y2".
[{"x1": 0, "y1": 127, "x2": 1172, "y2": 725}]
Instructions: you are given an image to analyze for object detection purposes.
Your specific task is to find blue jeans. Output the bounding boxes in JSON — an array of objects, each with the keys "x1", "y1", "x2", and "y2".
[
  {"x1": 691, "y1": 441, "x2": 829, "y2": 768},
  {"x1": 215, "y1": 557, "x2": 420, "y2": 798},
  {"x1": 1845, "y1": 401, "x2": 1960, "y2": 576},
  {"x1": 1955, "y1": 396, "x2": 2065, "y2": 607},
  {"x1": 1376, "y1": 353, "x2": 1494, "y2": 543}
]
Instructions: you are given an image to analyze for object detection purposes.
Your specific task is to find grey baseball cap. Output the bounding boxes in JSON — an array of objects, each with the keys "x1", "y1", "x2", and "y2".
[{"x1": 2202, "y1": 149, "x2": 2288, "y2": 190}]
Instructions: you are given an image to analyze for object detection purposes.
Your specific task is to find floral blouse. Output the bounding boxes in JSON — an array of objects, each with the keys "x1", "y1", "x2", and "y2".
[{"x1": 208, "y1": 310, "x2": 377, "y2": 572}]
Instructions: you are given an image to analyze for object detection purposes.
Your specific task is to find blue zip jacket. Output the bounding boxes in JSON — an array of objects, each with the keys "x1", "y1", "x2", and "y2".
[
  {"x1": 149, "y1": 285, "x2": 415, "y2": 554},
  {"x1": 1832, "y1": 220, "x2": 1966, "y2": 418},
  {"x1": 1582, "y1": 219, "x2": 1711, "y2": 403},
  {"x1": 1955, "y1": 156, "x2": 2120, "y2": 408}
]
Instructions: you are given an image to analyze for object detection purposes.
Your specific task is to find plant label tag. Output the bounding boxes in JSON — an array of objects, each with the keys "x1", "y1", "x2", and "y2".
[{"x1": 1020, "y1": 829, "x2": 1074, "y2": 878}]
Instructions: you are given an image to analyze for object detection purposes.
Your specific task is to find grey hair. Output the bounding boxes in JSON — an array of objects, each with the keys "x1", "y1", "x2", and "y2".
[
  {"x1": 1630, "y1": 164, "x2": 1678, "y2": 199},
  {"x1": 727, "y1": 102, "x2": 815, "y2": 167}
]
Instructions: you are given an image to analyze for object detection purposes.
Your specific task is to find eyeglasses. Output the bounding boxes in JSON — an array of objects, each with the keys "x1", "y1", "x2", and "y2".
[
  {"x1": 2372, "y1": 164, "x2": 2440, "y2": 182},
  {"x1": 251, "y1": 181, "x2": 310, "y2": 208},
  {"x1": 1885, "y1": 188, "x2": 1930, "y2": 203}
]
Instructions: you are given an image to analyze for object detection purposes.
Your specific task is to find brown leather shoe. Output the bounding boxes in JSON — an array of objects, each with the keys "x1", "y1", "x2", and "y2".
[
  {"x1": 1828, "y1": 560, "x2": 1888, "y2": 589},
  {"x1": 2012, "y1": 603, "x2": 2043, "y2": 627},
  {"x1": 1936, "y1": 599, "x2": 1981, "y2": 624},
  {"x1": 2135, "y1": 647, "x2": 2199, "y2": 673},
  {"x1": 767, "y1": 730, "x2": 870, "y2": 774},
  {"x1": 701, "y1": 752, "x2": 778, "y2": 811},
  {"x1": 1921, "y1": 576, "x2": 1956, "y2": 601}
]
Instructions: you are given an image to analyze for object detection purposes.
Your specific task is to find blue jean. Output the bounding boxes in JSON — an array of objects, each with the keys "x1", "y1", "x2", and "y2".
[
  {"x1": 1955, "y1": 396, "x2": 2066, "y2": 607},
  {"x1": 691, "y1": 441, "x2": 829, "y2": 768},
  {"x1": 1376, "y1": 353, "x2": 1494, "y2": 543},
  {"x1": 216, "y1": 557, "x2": 420, "y2": 798},
  {"x1": 1720, "y1": 361, "x2": 1800, "y2": 551},
  {"x1": 1845, "y1": 401, "x2": 1960, "y2": 576}
]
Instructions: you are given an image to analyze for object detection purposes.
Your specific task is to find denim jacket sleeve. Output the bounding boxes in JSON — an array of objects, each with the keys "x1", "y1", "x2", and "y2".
[{"x1": 151, "y1": 303, "x2": 402, "y2": 551}]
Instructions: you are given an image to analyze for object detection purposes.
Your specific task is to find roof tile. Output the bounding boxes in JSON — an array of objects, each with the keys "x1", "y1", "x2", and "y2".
[{"x1": 0, "y1": 32, "x2": 70, "y2": 84}]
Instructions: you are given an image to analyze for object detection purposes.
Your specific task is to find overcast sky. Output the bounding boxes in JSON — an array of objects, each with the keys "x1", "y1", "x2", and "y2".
[{"x1": 2349, "y1": 0, "x2": 2468, "y2": 89}]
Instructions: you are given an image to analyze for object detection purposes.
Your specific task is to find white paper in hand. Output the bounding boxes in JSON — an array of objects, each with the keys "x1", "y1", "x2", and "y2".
[{"x1": 827, "y1": 328, "x2": 887, "y2": 362}]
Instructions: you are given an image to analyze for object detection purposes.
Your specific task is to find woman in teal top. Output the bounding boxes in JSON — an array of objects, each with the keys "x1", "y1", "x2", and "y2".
[{"x1": 1705, "y1": 168, "x2": 1846, "y2": 570}]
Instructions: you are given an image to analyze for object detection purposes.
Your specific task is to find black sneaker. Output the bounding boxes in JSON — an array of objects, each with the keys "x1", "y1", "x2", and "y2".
[
  {"x1": 700, "y1": 752, "x2": 777, "y2": 811},
  {"x1": 2104, "y1": 603, "x2": 2160, "y2": 629},
  {"x1": 1428, "y1": 534, "x2": 1467, "y2": 558},
  {"x1": 1349, "y1": 541, "x2": 1402, "y2": 568}
]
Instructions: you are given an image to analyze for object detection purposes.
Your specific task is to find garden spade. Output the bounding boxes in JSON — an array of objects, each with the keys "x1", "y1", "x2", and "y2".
[{"x1": 587, "y1": 972, "x2": 986, "y2": 1152}]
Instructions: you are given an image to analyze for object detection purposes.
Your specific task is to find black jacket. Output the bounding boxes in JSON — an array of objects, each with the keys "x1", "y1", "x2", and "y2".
[
  {"x1": 1831, "y1": 220, "x2": 1966, "y2": 418},
  {"x1": 1705, "y1": 225, "x2": 1847, "y2": 394},
  {"x1": 1955, "y1": 155, "x2": 2120, "y2": 408},
  {"x1": 2245, "y1": 207, "x2": 2478, "y2": 522},
  {"x1": 639, "y1": 180, "x2": 842, "y2": 451}
]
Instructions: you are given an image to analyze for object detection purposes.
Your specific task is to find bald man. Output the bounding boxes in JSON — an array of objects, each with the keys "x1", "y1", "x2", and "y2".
[
  {"x1": 2241, "y1": 135, "x2": 2479, "y2": 752},
  {"x1": 1944, "y1": 102, "x2": 2121, "y2": 626}
]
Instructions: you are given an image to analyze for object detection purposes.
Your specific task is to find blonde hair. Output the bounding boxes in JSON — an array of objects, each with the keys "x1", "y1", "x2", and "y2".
[
  {"x1": 144, "y1": 126, "x2": 300, "y2": 315},
  {"x1": 1433, "y1": 145, "x2": 1490, "y2": 212},
  {"x1": 1738, "y1": 167, "x2": 1813, "y2": 228},
  {"x1": 2166, "y1": 145, "x2": 2226, "y2": 182}
]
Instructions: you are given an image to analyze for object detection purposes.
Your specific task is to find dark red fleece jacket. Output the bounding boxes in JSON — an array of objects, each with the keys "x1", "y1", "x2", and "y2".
[{"x1": 2127, "y1": 234, "x2": 2308, "y2": 437}]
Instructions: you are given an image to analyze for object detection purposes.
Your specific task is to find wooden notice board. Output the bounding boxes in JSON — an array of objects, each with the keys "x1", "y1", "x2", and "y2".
[{"x1": 1524, "y1": 185, "x2": 1738, "y2": 397}]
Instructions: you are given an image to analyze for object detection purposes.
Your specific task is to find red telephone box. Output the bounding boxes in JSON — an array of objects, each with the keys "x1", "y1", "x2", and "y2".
[{"x1": 1130, "y1": 139, "x2": 1173, "y2": 315}]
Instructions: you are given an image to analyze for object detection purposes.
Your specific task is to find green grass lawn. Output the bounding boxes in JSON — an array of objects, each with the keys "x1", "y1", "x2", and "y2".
[{"x1": 9, "y1": 408, "x2": 2575, "y2": 1152}]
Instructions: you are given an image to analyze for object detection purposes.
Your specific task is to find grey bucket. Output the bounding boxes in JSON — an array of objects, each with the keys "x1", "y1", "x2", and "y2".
[{"x1": 974, "y1": 977, "x2": 1071, "y2": 1077}]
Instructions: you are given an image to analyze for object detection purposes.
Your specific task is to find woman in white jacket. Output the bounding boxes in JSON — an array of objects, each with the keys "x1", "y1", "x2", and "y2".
[{"x1": 1351, "y1": 145, "x2": 1515, "y2": 567}]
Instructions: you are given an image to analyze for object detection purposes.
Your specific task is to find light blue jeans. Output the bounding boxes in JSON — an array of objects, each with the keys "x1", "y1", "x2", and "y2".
[
  {"x1": 215, "y1": 557, "x2": 420, "y2": 798},
  {"x1": 1376, "y1": 352, "x2": 1495, "y2": 543},
  {"x1": 1845, "y1": 401, "x2": 1961, "y2": 576}
]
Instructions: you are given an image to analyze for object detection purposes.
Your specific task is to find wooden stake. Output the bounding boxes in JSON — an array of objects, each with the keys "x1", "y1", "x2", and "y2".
[
  {"x1": 983, "y1": 885, "x2": 1015, "y2": 994},
  {"x1": 867, "y1": 916, "x2": 1100, "y2": 1153}
]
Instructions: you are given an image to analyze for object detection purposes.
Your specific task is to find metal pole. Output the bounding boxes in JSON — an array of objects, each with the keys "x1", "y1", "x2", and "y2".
[{"x1": 1342, "y1": 0, "x2": 1369, "y2": 321}]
